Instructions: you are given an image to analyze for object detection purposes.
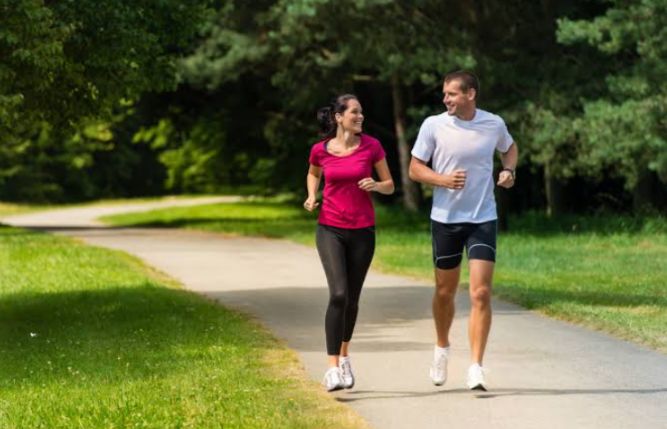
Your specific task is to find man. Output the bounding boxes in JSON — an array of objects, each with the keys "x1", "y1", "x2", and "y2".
[{"x1": 409, "y1": 70, "x2": 518, "y2": 391}]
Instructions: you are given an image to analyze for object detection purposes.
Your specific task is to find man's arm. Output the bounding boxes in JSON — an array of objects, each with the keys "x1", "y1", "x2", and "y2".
[
  {"x1": 409, "y1": 156, "x2": 466, "y2": 190},
  {"x1": 497, "y1": 142, "x2": 518, "y2": 189}
]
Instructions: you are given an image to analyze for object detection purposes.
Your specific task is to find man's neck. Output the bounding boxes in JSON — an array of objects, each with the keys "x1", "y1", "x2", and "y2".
[{"x1": 455, "y1": 107, "x2": 476, "y2": 121}]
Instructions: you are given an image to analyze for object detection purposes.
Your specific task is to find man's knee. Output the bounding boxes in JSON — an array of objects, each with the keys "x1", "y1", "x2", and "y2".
[
  {"x1": 470, "y1": 285, "x2": 491, "y2": 306},
  {"x1": 434, "y1": 283, "x2": 457, "y2": 303}
]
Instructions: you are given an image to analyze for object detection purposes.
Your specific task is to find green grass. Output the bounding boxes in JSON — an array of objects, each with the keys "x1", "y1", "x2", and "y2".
[
  {"x1": 0, "y1": 195, "x2": 231, "y2": 218},
  {"x1": 0, "y1": 202, "x2": 48, "y2": 217},
  {"x1": 103, "y1": 200, "x2": 667, "y2": 354},
  {"x1": 101, "y1": 199, "x2": 319, "y2": 245},
  {"x1": 0, "y1": 226, "x2": 368, "y2": 428}
]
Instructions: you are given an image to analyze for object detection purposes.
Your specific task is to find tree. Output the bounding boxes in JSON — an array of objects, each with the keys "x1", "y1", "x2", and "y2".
[
  {"x1": 0, "y1": 0, "x2": 210, "y2": 200},
  {"x1": 557, "y1": 0, "x2": 667, "y2": 210},
  {"x1": 178, "y1": 0, "x2": 476, "y2": 209}
]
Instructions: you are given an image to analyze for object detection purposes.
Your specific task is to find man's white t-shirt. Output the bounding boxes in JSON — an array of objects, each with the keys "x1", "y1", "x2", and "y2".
[{"x1": 411, "y1": 109, "x2": 514, "y2": 224}]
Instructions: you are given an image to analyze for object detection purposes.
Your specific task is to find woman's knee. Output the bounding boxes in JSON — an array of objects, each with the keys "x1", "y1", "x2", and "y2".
[{"x1": 329, "y1": 290, "x2": 347, "y2": 308}]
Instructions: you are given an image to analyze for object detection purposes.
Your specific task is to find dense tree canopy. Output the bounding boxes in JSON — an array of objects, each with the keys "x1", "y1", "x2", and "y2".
[
  {"x1": 1, "y1": 0, "x2": 665, "y2": 212},
  {"x1": 0, "y1": 0, "x2": 209, "y2": 200},
  {"x1": 557, "y1": 0, "x2": 667, "y2": 209}
]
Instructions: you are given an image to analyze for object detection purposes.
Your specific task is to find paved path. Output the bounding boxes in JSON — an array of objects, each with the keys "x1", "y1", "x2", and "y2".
[{"x1": 3, "y1": 198, "x2": 666, "y2": 429}]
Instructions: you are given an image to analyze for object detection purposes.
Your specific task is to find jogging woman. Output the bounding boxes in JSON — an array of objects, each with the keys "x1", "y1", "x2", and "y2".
[{"x1": 304, "y1": 94, "x2": 394, "y2": 391}]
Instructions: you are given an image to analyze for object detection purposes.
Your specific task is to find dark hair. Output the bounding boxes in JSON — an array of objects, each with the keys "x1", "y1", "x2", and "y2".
[
  {"x1": 444, "y1": 70, "x2": 480, "y2": 99},
  {"x1": 316, "y1": 94, "x2": 358, "y2": 138}
]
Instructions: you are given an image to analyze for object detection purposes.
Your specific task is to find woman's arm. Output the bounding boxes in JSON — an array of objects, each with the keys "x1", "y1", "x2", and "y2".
[
  {"x1": 303, "y1": 164, "x2": 322, "y2": 211},
  {"x1": 358, "y1": 158, "x2": 395, "y2": 195}
]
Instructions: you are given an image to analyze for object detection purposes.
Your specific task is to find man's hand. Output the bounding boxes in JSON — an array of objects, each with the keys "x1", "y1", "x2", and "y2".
[
  {"x1": 497, "y1": 169, "x2": 515, "y2": 189},
  {"x1": 443, "y1": 169, "x2": 466, "y2": 189}
]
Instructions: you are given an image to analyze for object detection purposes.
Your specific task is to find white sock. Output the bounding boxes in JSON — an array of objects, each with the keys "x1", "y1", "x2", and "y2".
[
  {"x1": 434, "y1": 345, "x2": 449, "y2": 357},
  {"x1": 340, "y1": 356, "x2": 351, "y2": 364}
]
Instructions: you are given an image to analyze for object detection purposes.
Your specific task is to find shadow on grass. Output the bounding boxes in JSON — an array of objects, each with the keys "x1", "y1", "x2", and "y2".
[{"x1": 0, "y1": 285, "x2": 268, "y2": 386}]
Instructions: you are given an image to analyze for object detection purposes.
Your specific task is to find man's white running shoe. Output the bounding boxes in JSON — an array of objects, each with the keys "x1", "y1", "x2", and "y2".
[
  {"x1": 323, "y1": 367, "x2": 344, "y2": 392},
  {"x1": 339, "y1": 357, "x2": 355, "y2": 389},
  {"x1": 429, "y1": 348, "x2": 448, "y2": 386},
  {"x1": 466, "y1": 363, "x2": 487, "y2": 391}
]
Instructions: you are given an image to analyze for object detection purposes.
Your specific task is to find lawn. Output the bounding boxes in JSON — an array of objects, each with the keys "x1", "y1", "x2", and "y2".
[
  {"x1": 103, "y1": 199, "x2": 667, "y2": 354},
  {"x1": 0, "y1": 202, "x2": 46, "y2": 217},
  {"x1": 0, "y1": 225, "x2": 368, "y2": 428}
]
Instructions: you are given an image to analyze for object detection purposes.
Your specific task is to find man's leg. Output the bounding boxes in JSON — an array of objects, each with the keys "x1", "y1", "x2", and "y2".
[
  {"x1": 429, "y1": 220, "x2": 466, "y2": 385},
  {"x1": 433, "y1": 266, "x2": 461, "y2": 347},
  {"x1": 468, "y1": 259, "x2": 494, "y2": 364}
]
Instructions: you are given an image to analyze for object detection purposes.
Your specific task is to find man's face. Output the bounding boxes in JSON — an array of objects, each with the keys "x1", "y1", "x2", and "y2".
[{"x1": 442, "y1": 79, "x2": 475, "y2": 116}]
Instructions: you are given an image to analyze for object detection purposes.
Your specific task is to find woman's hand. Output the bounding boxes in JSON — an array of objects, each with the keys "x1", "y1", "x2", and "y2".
[
  {"x1": 303, "y1": 196, "x2": 319, "y2": 211},
  {"x1": 358, "y1": 177, "x2": 378, "y2": 192}
]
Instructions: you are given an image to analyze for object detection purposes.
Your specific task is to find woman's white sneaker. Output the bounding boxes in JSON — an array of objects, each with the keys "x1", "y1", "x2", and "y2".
[
  {"x1": 339, "y1": 356, "x2": 355, "y2": 389},
  {"x1": 466, "y1": 363, "x2": 487, "y2": 391},
  {"x1": 323, "y1": 367, "x2": 344, "y2": 392}
]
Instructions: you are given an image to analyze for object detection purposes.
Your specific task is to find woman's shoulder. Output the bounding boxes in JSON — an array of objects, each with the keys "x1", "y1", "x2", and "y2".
[
  {"x1": 310, "y1": 139, "x2": 326, "y2": 153},
  {"x1": 360, "y1": 133, "x2": 381, "y2": 147}
]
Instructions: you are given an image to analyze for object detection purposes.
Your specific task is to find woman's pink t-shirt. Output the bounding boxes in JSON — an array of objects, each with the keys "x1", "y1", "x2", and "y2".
[{"x1": 309, "y1": 134, "x2": 386, "y2": 229}]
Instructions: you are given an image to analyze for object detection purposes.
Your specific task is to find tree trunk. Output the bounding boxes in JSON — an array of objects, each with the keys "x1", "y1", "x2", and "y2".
[
  {"x1": 391, "y1": 74, "x2": 421, "y2": 212},
  {"x1": 544, "y1": 162, "x2": 564, "y2": 217}
]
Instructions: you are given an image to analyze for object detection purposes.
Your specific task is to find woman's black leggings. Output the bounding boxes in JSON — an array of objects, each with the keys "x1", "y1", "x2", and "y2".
[{"x1": 316, "y1": 224, "x2": 375, "y2": 355}]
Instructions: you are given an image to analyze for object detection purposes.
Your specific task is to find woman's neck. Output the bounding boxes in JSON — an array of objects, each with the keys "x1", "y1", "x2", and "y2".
[{"x1": 335, "y1": 129, "x2": 360, "y2": 147}]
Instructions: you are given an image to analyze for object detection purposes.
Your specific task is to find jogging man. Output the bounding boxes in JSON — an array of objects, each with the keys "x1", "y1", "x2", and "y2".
[{"x1": 408, "y1": 70, "x2": 518, "y2": 391}]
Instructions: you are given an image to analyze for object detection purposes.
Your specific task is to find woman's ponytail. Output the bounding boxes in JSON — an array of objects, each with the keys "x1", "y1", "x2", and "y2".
[{"x1": 316, "y1": 94, "x2": 358, "y2": 139}]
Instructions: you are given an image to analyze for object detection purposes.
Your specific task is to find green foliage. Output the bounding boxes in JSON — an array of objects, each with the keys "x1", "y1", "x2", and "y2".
[
  {"x1": 4, "y1": 0, "x2": 666, "y2": 211},
  {"x1": 174, "y1": 0, "x2": 480, "y2": 195},
  {"x1": 0, "y1": 0, "x2": 210, "y2": 201},
  {"x1": 557, "y1": 0, "x2": 667, "y2": 188}
]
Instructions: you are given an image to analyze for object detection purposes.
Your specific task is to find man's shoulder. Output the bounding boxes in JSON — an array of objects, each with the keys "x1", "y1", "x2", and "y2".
[
  {"x1": 422, "y1": 112, "x2": 449, "y2": 126},
  {"x1": 475, "y1": 109, "x2": 506, "y2": 126}
]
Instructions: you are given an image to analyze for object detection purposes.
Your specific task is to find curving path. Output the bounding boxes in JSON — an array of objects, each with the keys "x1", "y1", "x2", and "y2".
[{"x1": 2, "y1": 198, "x2": 666, "y2": 429}]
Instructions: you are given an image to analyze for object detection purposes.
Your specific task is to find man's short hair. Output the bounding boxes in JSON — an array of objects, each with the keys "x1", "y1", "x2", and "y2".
[{"x1": 444, "y1": 70, "x2": 480, "y2": 98}]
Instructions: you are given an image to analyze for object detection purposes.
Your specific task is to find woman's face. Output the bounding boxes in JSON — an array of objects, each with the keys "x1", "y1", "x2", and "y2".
[{"x1": 336, "y1": 99, "x2": 364, "y2": 134}]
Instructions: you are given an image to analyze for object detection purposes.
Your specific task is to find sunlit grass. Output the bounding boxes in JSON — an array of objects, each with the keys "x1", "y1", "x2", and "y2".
[
  {"x1": 0, "y1": 202, "x2": 47, "y2": 217},
  {"x1": 103, "y1": 200, "x2": 667, "y2": 353},
  {"x1": 0, "y1": 195, "x2": 232, "y2": 218},
  {"x1": 0, "y1": 226, "x2": 368, "y2": 428}
]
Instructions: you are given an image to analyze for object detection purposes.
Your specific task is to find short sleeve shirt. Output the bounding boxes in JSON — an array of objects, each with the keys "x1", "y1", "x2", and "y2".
[
  {"x1": 411, "y1": 109, "x2": 513, "y2": 223},
  {"x1": 309, "y1": 134, "x2": 386, "y2": 229}
]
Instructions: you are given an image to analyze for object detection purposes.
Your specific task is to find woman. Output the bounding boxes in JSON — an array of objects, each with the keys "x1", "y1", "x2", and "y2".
[{"x1": 303, "y1": 94, "x2": 395, "y2": 392}]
